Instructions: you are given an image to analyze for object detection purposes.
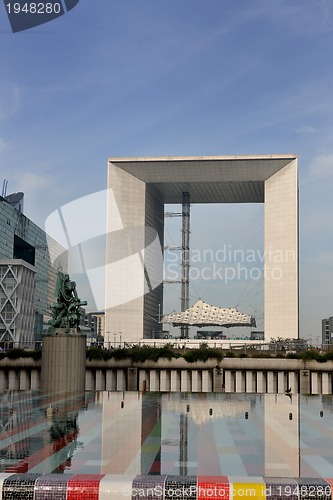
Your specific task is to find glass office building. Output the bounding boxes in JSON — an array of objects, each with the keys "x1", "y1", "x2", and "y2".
[{"x1": 0, "y1": 194, "x2": 67, "y2": 345}]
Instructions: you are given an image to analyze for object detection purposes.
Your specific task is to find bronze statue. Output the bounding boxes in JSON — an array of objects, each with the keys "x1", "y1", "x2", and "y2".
[{"x1": 49, "y1": 272, "x2": 87, "y2": 329}]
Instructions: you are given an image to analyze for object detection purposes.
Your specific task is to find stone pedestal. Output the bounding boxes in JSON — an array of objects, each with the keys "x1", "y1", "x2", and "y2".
[{"x1": 41, "y1": 329, "x2": 86, "y2": 394}]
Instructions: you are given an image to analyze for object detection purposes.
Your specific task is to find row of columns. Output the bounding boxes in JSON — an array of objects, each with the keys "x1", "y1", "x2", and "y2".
[
  {"x1": 0, "y1": 369, "x2": 40, "y2": 390},
  {"x1": 311, "y1": 372, "x2": 332, "y2": 394},
  {"x1": 0, "y1": 368, "x2": 332, "y2": 393},
  {"x1": 86, "y1": 369, "x2": 333, "y2": 394},
  {"x1": 139, "y1": 369, "x2": 213, "y2": 392},
  {"x1": 86, "y1": 369, "x2": 127, "y2": 391},
  {"x1": 86, "y1": 369, "x2": 214, "y2": 392},
  {"x1": 224, "y1": 370, "x2": 300, "y2": 393}
]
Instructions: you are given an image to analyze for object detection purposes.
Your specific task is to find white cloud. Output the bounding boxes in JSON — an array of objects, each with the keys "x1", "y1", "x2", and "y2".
[
  {"x1": 296, "y1": 125, "x2": 316, "y2": 135},
  {"x1": 0, "y1": 83, "x2": 20, "y2": 121},
  {"x1": 308, "y1": 154, "x2": 333, "y2": 179},
  {"x1": 0, "y1": 138, "x2": 10, "y2": 155},
  {"x1": 15, "y1": 171, "x2": 57, "y2": 192},
  {"x1": 9, "y1": 171, "x2": 74, "y2": 228}
]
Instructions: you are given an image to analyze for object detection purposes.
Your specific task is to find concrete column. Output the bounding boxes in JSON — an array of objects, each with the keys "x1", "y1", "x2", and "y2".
[
  {"x1": 0, "y1": 371, "x2": 7, "y2": 390},
  {"x1": 127, "y1": 368, "x2": 138, "y2": 391},
  {"x1": 202, "y1": 371, "x2": 211, "y2": 392},
  {"x1": 95, "y1": 370, "x2": 106, "y2": 391},
  {"x1": 160, "y1": 370, "x2": 170, "y2": 391},
  {"x1": 19, "y1": 370, "x2": 30, "y2": 390},
  {"x1": 171, "y1": 371, "x2": 180, "y2": 392},
  {"x1": 225, "y1": 371, "x2": 232, "y2": 393},
  {"x1": 213, "y1": 368, "x2": 223, "y2": 393},
  {"x1": 187, "y1": 371, "x2": 192, "y2": 392},
  {"x1": 246, "y1": 371, "x2": 254, "y2": 393},
  {"x1": 8, "y1": 369, "x2": 19, "y2": 390},
  {"x1": 235, "y1": 371, "x2": 245, "y2": 393},
  {"x1": 289, "y1": 371, "x2": 299, "y2": 394},
  {"x1": 180, "y1": 370, "x2": 190, "y2": 392},
  {"x1": 139, "y1": 370, "x2": 148, "y2": 391},
  {"x1": 41, "y1": 331, "x2": 86, "y2": 394},
  {"x1": 277, "y1": 372, "x2": 285, "y2": 393},
  {"x1": 149, "y1": 370, "x2": 159, "y2": 391},
  {"x1": 267, "y1": 372, "x2": 275, "y2": 393},
  {"x1": 85, "y1": 370, "x2": 95, "y2": 390},
  {"x1": 95, "y1": 369, "x2": 101, "y2": 390},
  {"x1": 257, "y1": 372, "x2": 265, "y2": 393},
  {"x1": 191, "y1": 370, "x2": 199, "y2": 392},
  {"x1": 299, "y1": 370, "x2": 310, "y2": 394},
  {"x1": 116, "y1": 370, "x2": 126, "y2": 391},
  {"x1": 106, "y1": 370, "x2": 116, "y2": 390},
  {"x1": 311, "y1": 372, "x2": 320, "y2": 395},
  {"x1": 198, "y1": 371, "x2": 203, "y2": 392},
  {"x1": 30, "y1": 370, "x2": 40, "y2": 390},
  {"x1": 322, "y1": 373, "x2": 331, "y2": 394},
  {"x1": 138, "y1": 370, "x2": 147, "y2": 392},
  {"x1": 145, "y1": 370, "x2": 150, "y2": 391},
  {"x1": 318, "y1": 373, "x2": 322, "y2": 394}
]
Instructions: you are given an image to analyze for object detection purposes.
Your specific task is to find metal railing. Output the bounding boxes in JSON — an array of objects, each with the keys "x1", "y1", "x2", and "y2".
[{"x1": 0, "y1": 341, "x2": 42, "y2": 351}]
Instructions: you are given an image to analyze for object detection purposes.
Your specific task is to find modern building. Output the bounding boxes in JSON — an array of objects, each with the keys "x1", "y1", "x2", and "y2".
[
  {"x1": 251, "y1": 331, "x2": 265, "y2": 341},
  {"x1": 0, "y1": 193, "x2": 67, "y2": 345},
  {"x1": 81, "y1": 311, "x2": 105, "y2": 346},
  {"x1": 105, "y1": 155, "x2": 298, "y2": 345},
  {"x1": 322, "y1": 317, "x2": 333, "y2": 347}
]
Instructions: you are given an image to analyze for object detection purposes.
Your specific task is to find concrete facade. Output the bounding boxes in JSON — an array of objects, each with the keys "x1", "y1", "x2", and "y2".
[
  {"x1": 105, "y1": 155, "x2": 298, "y2": 344},
  {"x1": 3, "y1": 356, "x2": 333, "y2": 395}
]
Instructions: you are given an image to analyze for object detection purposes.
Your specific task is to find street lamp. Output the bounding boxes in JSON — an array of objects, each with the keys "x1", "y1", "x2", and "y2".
[
  {"x1": 113, "y1": 333, "x2": 116, "y2": 348},
  {"x1": 119, "y1": 332, "x2": 122, "y2": 348}
]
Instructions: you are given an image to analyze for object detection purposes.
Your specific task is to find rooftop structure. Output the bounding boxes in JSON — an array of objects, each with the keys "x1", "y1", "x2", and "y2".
[{"x1": 163, "y1": 299, "x2": 256, "y2": 328}]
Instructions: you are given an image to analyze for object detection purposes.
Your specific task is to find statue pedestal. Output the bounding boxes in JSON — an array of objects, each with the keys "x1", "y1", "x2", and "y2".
[{"x1": 41, "y1": 329, "x2": 86, "y2": 394}]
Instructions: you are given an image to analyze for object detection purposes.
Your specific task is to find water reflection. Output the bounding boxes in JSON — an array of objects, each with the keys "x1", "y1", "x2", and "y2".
[
  {"x1": 0, "y1": 391, "x2": 333, "y2": 478},
  {"x1": 46, "y1": 400, "x2": 80, "y2": 473}
]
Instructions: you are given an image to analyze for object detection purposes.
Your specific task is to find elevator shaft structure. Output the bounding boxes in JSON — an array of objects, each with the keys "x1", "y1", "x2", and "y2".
[{"x1": 181, "y1": 192, "x2": 190, "y2": 339}]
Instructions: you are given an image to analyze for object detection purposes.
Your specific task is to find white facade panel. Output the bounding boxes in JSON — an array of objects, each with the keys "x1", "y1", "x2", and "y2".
[{"x1": 264, "y1": 160, "x2": 298, "y2": 340}]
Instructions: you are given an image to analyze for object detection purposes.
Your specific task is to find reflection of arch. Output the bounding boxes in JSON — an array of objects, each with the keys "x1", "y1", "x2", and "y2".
[
  {"x1": 106, "y1": 155, "x2": 298, "y2": 344},
  {"x1": 163, "y1": 395, "x2": 250, "y2": 425}
]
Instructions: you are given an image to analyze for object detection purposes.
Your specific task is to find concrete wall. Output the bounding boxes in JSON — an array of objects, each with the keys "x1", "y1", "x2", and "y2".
[
  {"x1": 264, "y1": 160, "x2": 298, "y2": 339},
  {"x1": 2, "y1": 356, "x2": 333, "y2": 394},
  {"x1": 105, "y1": 165, "x2": 146, "y2": 345}
]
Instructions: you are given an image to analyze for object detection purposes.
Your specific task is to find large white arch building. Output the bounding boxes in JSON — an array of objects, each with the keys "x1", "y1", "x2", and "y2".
[{"x1": 105, "y1": 155, "x2": 298, "y2": 344}]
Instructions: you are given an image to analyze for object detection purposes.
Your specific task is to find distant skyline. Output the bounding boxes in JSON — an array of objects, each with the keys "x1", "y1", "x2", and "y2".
[{"x1": 1, "y1": 0, "x2": 333, "y2": 341}]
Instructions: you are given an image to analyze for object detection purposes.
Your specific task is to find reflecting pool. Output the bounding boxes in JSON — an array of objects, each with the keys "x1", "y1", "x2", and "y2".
[{"x1": 1, "y1": 391, "x2": 333, "y2": 478}]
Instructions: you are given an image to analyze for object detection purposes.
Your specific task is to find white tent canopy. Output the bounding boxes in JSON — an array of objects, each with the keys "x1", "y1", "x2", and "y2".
[{"x1": 163, "y1": 299, "x2": 256, "y2": 328}]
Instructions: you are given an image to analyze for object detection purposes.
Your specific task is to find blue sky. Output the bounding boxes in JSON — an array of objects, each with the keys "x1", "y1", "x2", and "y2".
[{"x1": 1, "y1": 0, "x2": 333, "y2": 342}]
